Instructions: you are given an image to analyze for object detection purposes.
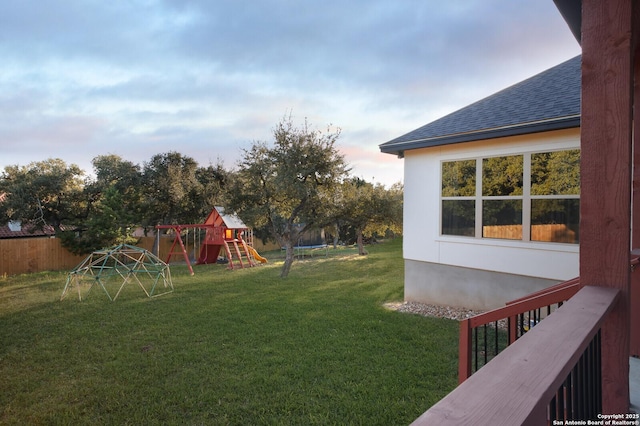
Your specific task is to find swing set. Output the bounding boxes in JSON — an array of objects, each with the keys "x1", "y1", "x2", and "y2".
[{"x1": 156, "y1": 206, "x2": 267, "y2": 275}]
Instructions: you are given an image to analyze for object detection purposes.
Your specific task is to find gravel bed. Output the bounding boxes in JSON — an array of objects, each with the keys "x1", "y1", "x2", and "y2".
[
  {"x1": 383, "y1": 301, "x2": 482, "y2": 321},
  {"x1": 384, "y1": 301, "x2": 509, "y2": 330}
]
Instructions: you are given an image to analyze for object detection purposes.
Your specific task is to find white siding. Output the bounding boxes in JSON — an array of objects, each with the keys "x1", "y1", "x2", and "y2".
[{"x1": 403, "y1": 128, "x2": 580, "y2": 282}]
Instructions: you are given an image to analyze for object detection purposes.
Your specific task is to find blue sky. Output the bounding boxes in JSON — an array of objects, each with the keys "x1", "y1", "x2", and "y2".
[{"x1": 0, "y1": 1, "x2": 580, "y2": 187}]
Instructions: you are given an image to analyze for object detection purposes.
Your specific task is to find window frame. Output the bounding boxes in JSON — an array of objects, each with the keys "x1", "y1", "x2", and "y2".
[{"x1": 440, "y1": 149, "x2": 580, "y2": 244}]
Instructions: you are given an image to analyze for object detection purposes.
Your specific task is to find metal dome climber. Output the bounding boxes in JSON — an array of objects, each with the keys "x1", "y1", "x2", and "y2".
[{"x1": 60, "y1": 244, "x2": 174, "y2": 301}]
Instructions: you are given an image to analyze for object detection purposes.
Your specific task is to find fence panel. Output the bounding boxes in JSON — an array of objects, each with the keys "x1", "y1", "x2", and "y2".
[
  {"x1": 136, "y1": 236, "x2": 175, "y2": 261},
  {"x1": 482, "y1": 224, "x2": 577, "y2": 243},
  {"x1": 1, "y1": 235, "x2": 281, "y2": 276},
  {"x1": 0, "y1": 237, "x2": 86, "y2": 276}
]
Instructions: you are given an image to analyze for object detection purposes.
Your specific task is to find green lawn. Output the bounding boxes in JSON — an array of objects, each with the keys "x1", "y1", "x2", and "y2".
[{"x1": 0, "y1": 239, "x2": 459, "y2": 425}]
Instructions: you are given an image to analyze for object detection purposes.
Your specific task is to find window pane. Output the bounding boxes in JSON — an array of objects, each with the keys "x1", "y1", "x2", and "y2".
[
  {"x1": 531, "y1": 199, "x2": 580, "y2": 243},
  {"x1": 482, "y1": 155, "x2": 523, "y2": 196},
  {"x1": 442, "y1": 160, "x2": 476, "y2": 196},
  {"x1": 482, "y1": 200, "x2": 522, "y2": 240},
  {"x1": 531, "y1": 150, "x2": 580, "y2": 195},
  {"x1": 442, "y1": 200, "x2": 475, "y2": 236}
]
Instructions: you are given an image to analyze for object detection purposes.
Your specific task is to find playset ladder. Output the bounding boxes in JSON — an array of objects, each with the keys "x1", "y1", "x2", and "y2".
[
  {"x1": 231, "y1": 240, "x2": 244, "y2": 268},
  {"x1": 239, "y1": 238, "x2": 257, "y2": 267},
  {"x1": 222, "y1": 239, "x2": 258, "y2": 269},
  {"x1": 222, "y1": 239, "x2": 244, "y2": 269}
]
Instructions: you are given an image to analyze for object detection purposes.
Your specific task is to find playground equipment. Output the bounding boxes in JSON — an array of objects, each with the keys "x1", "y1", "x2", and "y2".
[
  {"x1": 247, "y1": 246, "x2": 267, "y2": 263},
  {"x1": 60, "y1": 244, "x2": 173, "y2": 301},
  {"x1": 156, "y1": 206, "x2": 266, "y2": 275}
]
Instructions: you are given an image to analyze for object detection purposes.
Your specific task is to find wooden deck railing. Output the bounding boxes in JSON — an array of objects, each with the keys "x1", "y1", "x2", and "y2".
[
  {"x1": 459, "y1": 252, "x2": 640, "y2": 383},
  {"x1": 413, "y1": 286, "x2": 619, "y2": 425},
  {"x1": 458, "y1": 277, "x2": 581, "y2": 383}
]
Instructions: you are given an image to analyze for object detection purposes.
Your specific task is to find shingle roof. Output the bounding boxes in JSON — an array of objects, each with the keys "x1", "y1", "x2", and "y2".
[
  {"x1": 0, "y1": 192, "x2": 56, "y2": 238},
  {"x1": 215, "y1": 206, "x2": 248, "y2": 229},
  {"x1": 379, "y1": 55, "x2": 581, "y2": 157},
  {"x1": 0, "y1": 222, "x2": 57, "y2": 239}
]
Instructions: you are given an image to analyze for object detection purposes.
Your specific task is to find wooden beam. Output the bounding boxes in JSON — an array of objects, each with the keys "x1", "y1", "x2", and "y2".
[
  {"x1": 458, "y1": 318, "x2": 472, "y2": 384},
  {"x1": 580, "y1": 0, "x2": 634, "y2": 413},
  {"x1": 630, "y1": 0, "x2": 640, "y2": 359}
]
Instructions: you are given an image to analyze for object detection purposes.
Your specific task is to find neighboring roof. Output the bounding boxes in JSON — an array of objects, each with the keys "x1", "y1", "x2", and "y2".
[
  {"x1": 379, "y1": 55, "x2": 581, "y2": 157},
  {"x1": 0, "y1": 222, "x2": 57, "y2": 239},
  {"x1": 0, "y1": 192, "x2": 57, "y2": 238}
]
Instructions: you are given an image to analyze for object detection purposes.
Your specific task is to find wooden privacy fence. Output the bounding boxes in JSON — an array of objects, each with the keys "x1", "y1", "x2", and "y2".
[
  {"x1": 0, "y1": 237, "x2": 85, "y2": 276},
  {"x1": 483, "y1": 224, "x2": 577, "y2": 243},
  {"x1": 0, "y1": 237, "x2": 177, "y2": 276},
  {"x1": 0, "y1": 236, "x2": 280, "y2": 276}
]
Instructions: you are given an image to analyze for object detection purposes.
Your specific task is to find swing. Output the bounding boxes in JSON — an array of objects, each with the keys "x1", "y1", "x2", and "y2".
[
  {"x1": 191, "y1": 228, "x2": 196, "y2": 261},
  {"x1": 186, "y1": 228, "x2": 195, "y2": 263},
  {"x1": 192, "y1": 228, "x2": 201, "y2": 262}
]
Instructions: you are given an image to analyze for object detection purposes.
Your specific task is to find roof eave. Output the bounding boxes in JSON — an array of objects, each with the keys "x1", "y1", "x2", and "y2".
[
  {"x1": 553, "y1": 0, "x2": 582, "y2": 44},
  {"x1": 379, "y1": 115, "x2": 581, "y2": 157}
]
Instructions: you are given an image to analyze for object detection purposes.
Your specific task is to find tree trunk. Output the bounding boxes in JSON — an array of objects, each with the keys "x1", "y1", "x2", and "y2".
[
  {"x1": 356, "y1": 230, "x2": 368, "y2": 255},
  {"x1": 281, "y1": 240, "x2": 295, "y2": 278}
]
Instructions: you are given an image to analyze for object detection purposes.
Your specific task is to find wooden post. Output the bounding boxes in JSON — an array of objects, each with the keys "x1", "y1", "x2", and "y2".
[
  {"x1": 458, "y1": 319, "x2": 472, "y2": 384},
  {"x1": 631, "y1": 0, "x2": 640, "y2": 359},
  {"x1": 580, "y1": 0, "x2": 635, "y2": 413}
]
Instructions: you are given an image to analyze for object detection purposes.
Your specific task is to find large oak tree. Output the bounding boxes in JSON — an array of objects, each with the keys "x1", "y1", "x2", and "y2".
[
  {"x1": 226, "y1": 115, "x2": 348, "y2": 277},
  {"x1": 0, "y1": 158, "x2": 86, "y2": 232},
  {"x1": 334, "y1": 178, "x2": 403, "y2": 255}
]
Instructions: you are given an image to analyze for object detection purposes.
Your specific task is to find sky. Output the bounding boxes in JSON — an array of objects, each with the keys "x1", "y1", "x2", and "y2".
[{"x1": 0, "y1": 1, "x2": 581, "y2": 187}]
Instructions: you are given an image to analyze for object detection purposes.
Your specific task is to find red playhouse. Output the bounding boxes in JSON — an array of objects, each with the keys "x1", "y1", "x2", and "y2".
[{"x1": 156, "y1": 206, "x2": 267, "y2": 275}]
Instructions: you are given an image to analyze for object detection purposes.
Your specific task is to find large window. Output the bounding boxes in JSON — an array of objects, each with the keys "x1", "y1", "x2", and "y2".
[{"x1": 441, "y1": 149, "x2": 580, "y2": 244}]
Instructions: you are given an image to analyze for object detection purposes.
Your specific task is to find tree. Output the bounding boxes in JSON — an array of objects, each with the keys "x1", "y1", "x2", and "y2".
[
  {"x1": 226, "y1": 115, "x2": 348, "y2": 277},
  {"x1": 336, "y1": 178, "x2": 402, "y2": 255},
  {"x1": 193, "y1": 162, "x2": 229, "y2": 219},
  {"x1": 92, "y1": 154, "x2": 138, "y2": 185},
  {"x1": 142, "y1": 152, "x2": 203, "y2": 226},
  {"x1": 442, "y1": 159, "x2": 476, "y2": 197},
  {"x1": 0, "y1": 158, "x2": 87, "y2": 232},
  {"x1": 377, "y1": 181, "x2": 403, "y2": 235},
  {"x1": 89, "y1": 154, "x2": 144, "y2": 226},
  {"x1": 482, "y1": 155, "x2": 523, "y2": 196},
  {"x1": 90, "y1": 154, "x2": 143, "y2": 199},
  {"x1": 58, "y1": 186, "x2": 139, "y2": 254},
  {"x1": 0, "y1": 153, "x2": 232, "y2": 255},
  {"x1": 57, "y1": 155, "x2": 143, "y2": 255},
  {"x1": 531, "y1": 149, "x2": 580, "y2": 196}
]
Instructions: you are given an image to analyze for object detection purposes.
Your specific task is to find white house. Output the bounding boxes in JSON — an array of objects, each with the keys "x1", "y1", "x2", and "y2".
[{"x1": 379, "y1": 55, "x2": 581, "y2": 310}]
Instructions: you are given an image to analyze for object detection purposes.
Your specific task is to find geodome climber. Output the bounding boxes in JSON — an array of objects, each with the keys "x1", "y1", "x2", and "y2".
[{"x1": 60, "y1": 244, "x2": 173, "y2": 301}]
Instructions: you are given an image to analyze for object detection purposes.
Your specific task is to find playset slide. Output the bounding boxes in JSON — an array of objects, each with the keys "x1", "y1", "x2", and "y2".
[{"x1": 247, "y1": 246, "x2": 267, "y2": 263}]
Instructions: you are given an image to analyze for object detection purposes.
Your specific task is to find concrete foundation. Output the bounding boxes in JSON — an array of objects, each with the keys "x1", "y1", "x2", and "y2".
[{"x1": 404, "y1": 259, "x2": 560, "y2": 311}]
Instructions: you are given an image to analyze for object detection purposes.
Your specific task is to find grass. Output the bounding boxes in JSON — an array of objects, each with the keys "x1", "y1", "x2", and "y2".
[{"x1": 0, "y1": 239, "x2": 459, "y2": 425}]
